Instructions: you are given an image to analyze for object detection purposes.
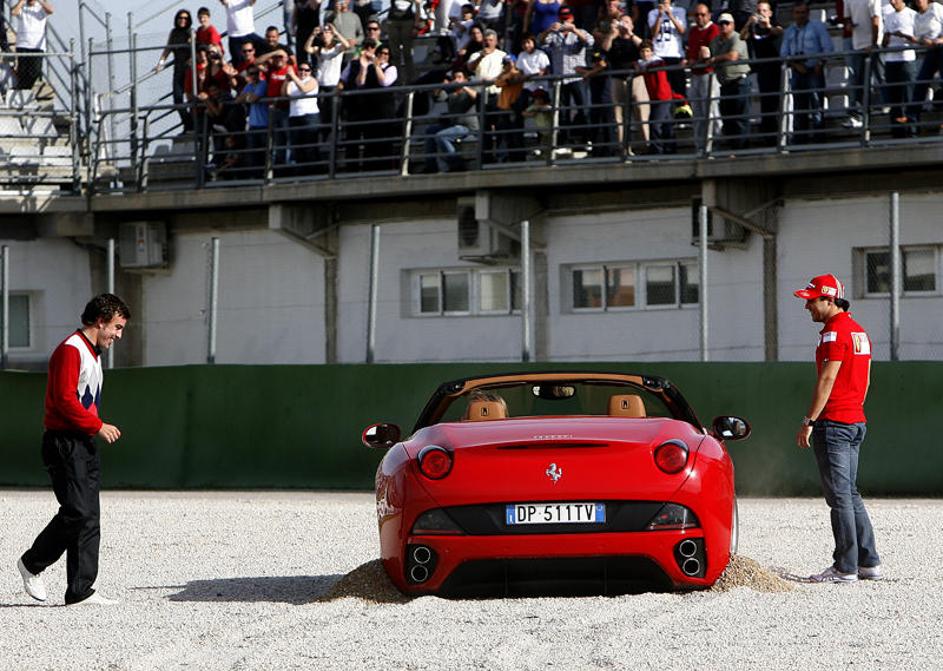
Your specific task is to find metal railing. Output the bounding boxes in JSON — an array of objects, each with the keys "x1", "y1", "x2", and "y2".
[
  {"x1": 77, "y1": 44, "x2": 943, "y2": 194},
  {"x1": 6, "y1": 39, "x2": 943, "y2": 195}
]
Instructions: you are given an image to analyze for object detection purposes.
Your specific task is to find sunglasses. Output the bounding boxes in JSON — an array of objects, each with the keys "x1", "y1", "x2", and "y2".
[
  {"x1": 367, "y1": 25, "x2": 381, "y2": 30},
  {"x1": 299, "y1": 66, "x2": 312, "y2": 71},
  {"x1": 242, "y1": 48, "x2": 255, "y2": 53}
]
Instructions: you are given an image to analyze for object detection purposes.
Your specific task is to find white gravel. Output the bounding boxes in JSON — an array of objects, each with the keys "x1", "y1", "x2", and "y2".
[{"x1": 2, "y1": 491, "x2": 941, "y2": 670}]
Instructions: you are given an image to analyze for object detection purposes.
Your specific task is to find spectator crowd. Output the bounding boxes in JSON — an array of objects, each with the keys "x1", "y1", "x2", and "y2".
[{"x1": 142, "y1": 0, "x2": 943, "y2": 177}]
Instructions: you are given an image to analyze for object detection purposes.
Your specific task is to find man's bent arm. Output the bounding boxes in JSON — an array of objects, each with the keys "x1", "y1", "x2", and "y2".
[{"x1": 806, "y1": 359, "x2": 842, "y2": 420}]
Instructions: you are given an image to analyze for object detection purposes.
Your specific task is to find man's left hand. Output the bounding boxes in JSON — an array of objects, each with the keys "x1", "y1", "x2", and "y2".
[{"x1": 796, "y1": 425, "x2": 812, "y2": 449}]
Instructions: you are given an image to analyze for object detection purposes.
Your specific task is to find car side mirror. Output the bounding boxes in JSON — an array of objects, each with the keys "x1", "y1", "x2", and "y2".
[
  {"x1": 711, "y1": 416, "x2": 751, "y2": 441},
  {"x1": 362, "y1": 422, "x2": 401, "y2": 449}
]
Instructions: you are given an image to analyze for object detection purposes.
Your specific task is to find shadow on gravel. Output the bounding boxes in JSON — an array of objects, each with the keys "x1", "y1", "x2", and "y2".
[
  {"x1": 161, "y1": 560, "x2": 411, "y2": 605},
  {"x1": 166, "y1": 575, "x2": 342, "y2": 604}
]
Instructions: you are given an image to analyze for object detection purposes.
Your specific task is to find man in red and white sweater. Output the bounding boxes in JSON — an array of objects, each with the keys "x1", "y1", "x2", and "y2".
[{"x1": 17, "y1": 294, "x2": 131, "y2": 606}]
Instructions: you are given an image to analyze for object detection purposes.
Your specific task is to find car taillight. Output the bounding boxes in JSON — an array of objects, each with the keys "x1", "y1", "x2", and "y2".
[
  {"x1": 418, "y1": 446, "x2": 453, "y2": 479},
  {"x1": 647, "y1": 503, "x2": 700, "y2": 530},
  {"x1": 654, "y1": 440, "x2": 688, "y2": 474}
]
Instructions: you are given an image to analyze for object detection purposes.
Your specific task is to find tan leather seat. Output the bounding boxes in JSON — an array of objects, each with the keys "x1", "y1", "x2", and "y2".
[
  {"x1": 465, "y1": 400, "x2": 507, "y2": 421},
  {"x1": 608, "y1": 394, "x2": 646, "y2": 418}
]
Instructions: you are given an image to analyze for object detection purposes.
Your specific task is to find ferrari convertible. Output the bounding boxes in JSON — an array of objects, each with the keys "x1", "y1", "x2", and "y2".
[{"x1": 362, "y1": 372, "x2": 750, "y2": 597}]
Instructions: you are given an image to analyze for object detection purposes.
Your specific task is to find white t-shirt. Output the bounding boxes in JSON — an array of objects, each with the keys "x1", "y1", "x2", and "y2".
[
  {"x1": 288, "y1": 77, "x2": 320, "y2": 116},
  {"x1": 647, "y1": 5, "x2": 686, "y2": 59},
  {"x1": 317, "y1": 44, "x2": 345, "y2": 87},
  {"x1": 884, "y1": 6, "x2": 917, "y2": 61},
  {"x1": 226, "y1": 0, "x2": 257, "y2": 38},
  {"x1": 844, "y1": 0, "x2": 884, "y2": 50},
  {"x1": 914, "y1": 2, "x2": 943, "y2": 40},
  {"x1": 14, "y1": 2, "x2": 49, "y2": 50},
  {"x1": 516, "y1": 49, "x2": 550, "y2": 90}
]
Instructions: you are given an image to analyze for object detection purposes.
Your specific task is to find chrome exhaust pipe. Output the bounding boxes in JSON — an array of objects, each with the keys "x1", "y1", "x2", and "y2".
[
  {"x1": 678, "y1": 539, "x2": 698, "y2": 558},
  {"x1": 682, "y1": 557, "x2": 701, "y2": 576},
  {"x1": 412, "y1": 546, "x2": 432, "y2": 565},
  {"x1": 409, "y1": 564, "x2": 430, "y2": 583}
]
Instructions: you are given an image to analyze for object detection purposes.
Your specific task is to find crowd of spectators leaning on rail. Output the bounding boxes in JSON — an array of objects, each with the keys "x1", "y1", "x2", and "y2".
[{"x1": 145, "y1": 0, "x2": 943, "y2": 177}]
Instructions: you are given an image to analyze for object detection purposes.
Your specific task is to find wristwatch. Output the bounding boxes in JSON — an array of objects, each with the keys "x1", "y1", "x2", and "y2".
[{"x1": 801, "y1": 416, "x2": 816, "y2": 428}]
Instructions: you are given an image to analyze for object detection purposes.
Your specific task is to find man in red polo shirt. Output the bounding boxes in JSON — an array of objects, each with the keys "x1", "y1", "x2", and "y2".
[
  {"x1": 794, "y1": 274, "x2": 882, "y2": 583},
  {"x1": 17, "y1": 294, "x2": 130, "y2": 605}
]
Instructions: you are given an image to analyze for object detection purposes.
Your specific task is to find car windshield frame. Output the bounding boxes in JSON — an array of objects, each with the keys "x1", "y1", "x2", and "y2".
[{"x1": 412, "y1": 372, "x2": 703, "y2": 433}]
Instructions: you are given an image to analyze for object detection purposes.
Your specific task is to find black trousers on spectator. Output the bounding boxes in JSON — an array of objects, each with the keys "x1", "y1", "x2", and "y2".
[
  {"x1": 649, "y1": 99, "x2": 675, "y2": 154},
  {"x1": 884, "y1": 60, "x2": 915, "y2": 138},
  {"x1": 560, "y1": 80, "x2": 588, "y2": 145},
  {"x1": 754, "y1": 64, "x2": 781, "y2": 143},
  {"x1": 16, "y1": 47, "x2": 43, "y2": 90},
  {"x1": 719, "y1": 77, "x2": 750, "y2": 150},
  {"x1": 790, "y1": 70, "x2": 825, "y2": 143},
  {"x1": 173, "y1": 67, "x2": 193, "y2": 131},
  {"x1": 21, "y1": 431, "x2": 101, "y2": 604},
  {"x1": 910, "y1": 47, "x2": 943, "y2": 122}
]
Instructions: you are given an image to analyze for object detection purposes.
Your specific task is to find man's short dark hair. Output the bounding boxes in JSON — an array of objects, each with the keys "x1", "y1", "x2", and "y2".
[
  {"x1": 266, "y1": 25, "x2": 279, "y2": 34},
  {"x1": 81, "y1": 294, "x2": 131, "y2": 326},
  {"x1": 835, "y1": 298, "x2": 850, "y2": 310},
  {"x1": 363, "y1": 37, "x2": 379, "y2": 49},
  {"x1": 198, "y1": 6, "x2": 210, "y2": 16}
]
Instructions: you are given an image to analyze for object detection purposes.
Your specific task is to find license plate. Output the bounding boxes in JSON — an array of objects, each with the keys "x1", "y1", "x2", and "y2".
[{"x1": 505, "y1": 502, "x2": 606, "y2": 525}]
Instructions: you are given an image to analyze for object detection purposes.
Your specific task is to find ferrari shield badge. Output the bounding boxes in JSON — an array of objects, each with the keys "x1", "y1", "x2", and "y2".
[{"x1": 546, "y1": 463, "x2": 563, "y2": 484}]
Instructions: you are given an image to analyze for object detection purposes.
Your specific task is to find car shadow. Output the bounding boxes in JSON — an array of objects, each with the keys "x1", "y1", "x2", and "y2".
[
  {"x1": 163, "y1": 575, "x2": 342, "y2": 604},
  {"x1": 160, "y1": 560, "x2": 412, "y2": 605}
]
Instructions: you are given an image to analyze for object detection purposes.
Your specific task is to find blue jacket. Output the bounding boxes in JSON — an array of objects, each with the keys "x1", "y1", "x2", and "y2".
[{"x1": 780, "y1": 20, "x2": 833, "y2": 69}]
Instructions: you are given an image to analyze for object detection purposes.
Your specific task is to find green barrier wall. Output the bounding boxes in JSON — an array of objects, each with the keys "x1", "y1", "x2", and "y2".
[{"x1": 1, "y1": 362, "x2": 940, "y2": 495}]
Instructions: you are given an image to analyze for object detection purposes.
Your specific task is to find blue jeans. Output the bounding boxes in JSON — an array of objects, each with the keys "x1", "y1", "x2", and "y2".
[
  {"x1": 812, "y1": 420, "x2": 881, "y2": 574},
  {"x1": 423, "y1": 124, "x2": 473, "y2": 173}
]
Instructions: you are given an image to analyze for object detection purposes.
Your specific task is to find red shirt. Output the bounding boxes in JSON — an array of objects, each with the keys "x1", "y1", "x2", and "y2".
[
  {"x1": 816, "y1": 311, "x2": 871, "y2": 424},
  {"x1": 266, "y1": 64, "x2": 295, "y2": 109},
  {"x1": 44, "y1": 331, "x2": 104, "y2": 435},
  {"x1": 196, "y1": 25, "x2": 224, "y2": 53},
  {"x1": 686, "y1": 22, "x2": 720, "y2": 74},
  {"x1": 641, "y1": 64, "x2": 673, "y2": 101}
]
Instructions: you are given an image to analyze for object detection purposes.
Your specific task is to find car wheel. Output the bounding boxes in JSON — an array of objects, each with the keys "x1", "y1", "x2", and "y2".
[{"x1": 729, "y1": 497, "x2": 739, "y2": 555}]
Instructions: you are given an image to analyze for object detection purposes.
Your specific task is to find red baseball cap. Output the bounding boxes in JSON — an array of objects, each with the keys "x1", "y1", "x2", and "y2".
[
  {"x1": 794, "y1": 274, "x2": 846, "y2": 300},
  {"x1": 558, "y1": 6, "x2": 574, "y2": 17}
]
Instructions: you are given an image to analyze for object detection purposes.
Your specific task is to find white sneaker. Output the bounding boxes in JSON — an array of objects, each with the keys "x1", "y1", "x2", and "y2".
[
  {"x1": 858, "y1": 564, "x2": 884, "y2": 580},
  {"x1": 17, "y1": 558, "x2": 47, "y2": 602},
  {"x1": 809, "y1": 565, "x2": 858, "y2": 583},
  {"x1": 842, "y1": 116, "x2": 863, "y2": 129},
  {"x1": 70, "y1": 591, "x2": 119, "y2": 606}
]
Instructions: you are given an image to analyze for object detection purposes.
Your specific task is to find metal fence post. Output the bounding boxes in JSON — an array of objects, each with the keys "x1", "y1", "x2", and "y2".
[
  {"x1": 521, "y1": 219, "x2": 532, "y2": 362},
  {"x1": 1, "y1": 245, "x2": 8, "y2": 370},
  {"x1": 699, "y1": 204, "x2": 709, "y2": 362},
  {"x1": 366, "y1": 224, "x2": 380, "y2": 364},
  {"x1": 862, "y1": 53, "x2": 873, "y2": 147},
  {"x1": 329, "y1": 92, "x2": 340, "y2": 179},
  {"x1": 107, "y1": 238, "x2": 116, "y2": 369},
  {"x1": 777, "y1": 59, "x2": 789, "y2": 153},
  {"x1": 889, "y1": 191, "x2": 900, "y2": 361},
  {"x1": 69, "y1": 42, "x2": 81, "y2": 194},
  {"x1": 129, "y1": 25, "x2": 140, "y2": 181},
  {"x1": 105, "y1": 12, "x2": 118, "y2": 156},
  {"x1": 207, "y1": 237, "x2": 220, "y2": 364},
  {"x1": 401, "y1": 90, "x2": 415, "y2": 177},
  {"x1": 549, "y1": 80, "x2": 562, "y2": 166}
]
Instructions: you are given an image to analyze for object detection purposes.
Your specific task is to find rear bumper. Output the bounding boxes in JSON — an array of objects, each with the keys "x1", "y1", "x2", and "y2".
[{"x1": 394, "y1": 530, "x2": 716, "y2": 595}]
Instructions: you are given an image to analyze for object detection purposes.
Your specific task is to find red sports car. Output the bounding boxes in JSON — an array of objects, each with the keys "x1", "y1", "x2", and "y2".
[{"x1": 362, "y1": 372, "x2": 750, "y2": 597}]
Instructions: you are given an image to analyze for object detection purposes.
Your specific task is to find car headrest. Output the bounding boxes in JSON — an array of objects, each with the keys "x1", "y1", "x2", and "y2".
[
  {"x1": 608, "y1": 394, "x2": 646, "y2": 418},
  {"x1": 465, "y1": 400, "x2": 507, "y2": 421}
]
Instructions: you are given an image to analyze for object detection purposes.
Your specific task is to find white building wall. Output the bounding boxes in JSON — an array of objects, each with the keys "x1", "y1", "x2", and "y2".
[
  {"x1": 545, "y1": 208, "x2": 765, "y2": 361},
  {"x1": 1, "y1": 238, "x2": 93, "y2": 365},
  {"x1": 778, "y1": 194, "x2": 943, "y2": 361},
  {"x1": 4, "y1": 192, "x2": 941, "y2": 367},
  {"x1": 338, "y1": 219, "x2": 524, "y2": 363},
  {"x1": 142, "y1": 229, "x2": 326, "y2": 365}
]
